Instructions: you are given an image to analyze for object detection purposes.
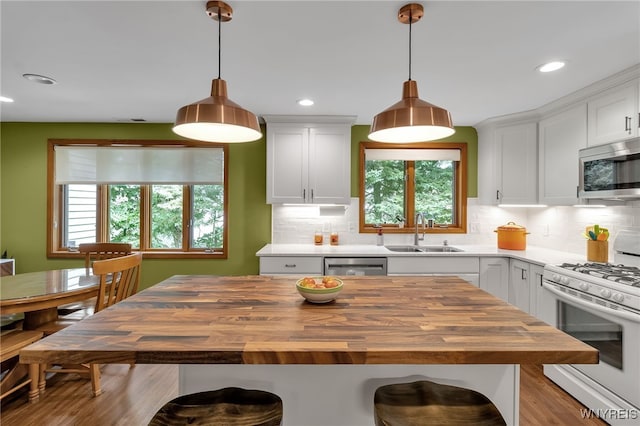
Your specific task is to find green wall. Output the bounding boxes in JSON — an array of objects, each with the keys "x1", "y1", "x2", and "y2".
[
  {"x1": 0, "y1": 123, "x2": 272, "y2": 288},
  {"x1": 1, "y1": 122, "x2": 477, "y2": 289}
]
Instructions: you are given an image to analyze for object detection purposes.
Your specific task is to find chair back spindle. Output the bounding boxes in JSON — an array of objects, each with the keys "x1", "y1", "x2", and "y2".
[
  {"x1": 78, "y1": 242, "x2": 132, "y2": 269},
  {"x1": 93, "y1": 253, "x2": 142, "y2": 313}
]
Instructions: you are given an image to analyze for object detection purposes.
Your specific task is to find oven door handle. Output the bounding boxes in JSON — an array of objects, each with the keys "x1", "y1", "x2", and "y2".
[{"x1": 542, "y1": 281, "x2": 640, "y2": 323}]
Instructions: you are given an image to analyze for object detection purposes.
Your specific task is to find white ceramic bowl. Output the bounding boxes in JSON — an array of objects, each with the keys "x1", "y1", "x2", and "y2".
[{"x1": 296, "y1": 277, "x2": 344, "y2": 303}]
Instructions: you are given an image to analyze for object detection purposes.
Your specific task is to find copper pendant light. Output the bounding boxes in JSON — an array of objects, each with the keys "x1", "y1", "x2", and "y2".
[
  {"x1": 173, "y1": 1, "x2": 262, "y2": 143},
  {"x1": 369, "y1": 3, "x2": 454, "y2": 143}
]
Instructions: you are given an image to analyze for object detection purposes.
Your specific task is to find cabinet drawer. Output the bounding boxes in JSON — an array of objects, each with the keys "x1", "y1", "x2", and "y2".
[
  {"x1": 388, "y1": 257, "x2": 479, "y2": 274},
  {"x1": 259, "y1": 256, "x2": 323, "y2": 275}
]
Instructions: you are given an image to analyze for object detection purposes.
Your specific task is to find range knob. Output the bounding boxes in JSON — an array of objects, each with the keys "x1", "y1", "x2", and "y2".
[
  {"x1": 600, "y1": 288, "x2": 612, "y2": 299},
  {"x1": 578, "y1": 282, "x2": 589, "y2": 291},
  {"x1": 552, "y1": 273, "x2": 561, "y2": 281},
  {"x1": 612, "y1": 293, "x2": 625, "y2": 303},
  {"x1": 560, "y1": 276, "x2": 570, "y2": 285}
]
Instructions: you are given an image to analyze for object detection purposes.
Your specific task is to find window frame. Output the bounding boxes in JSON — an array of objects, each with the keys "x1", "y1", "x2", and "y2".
[
  {"x1": 47, "y1": 139, "x2": 229, "y2": 259},
  {"x1": 358, "y1": 141, "x2": 467, "y2": 234}
]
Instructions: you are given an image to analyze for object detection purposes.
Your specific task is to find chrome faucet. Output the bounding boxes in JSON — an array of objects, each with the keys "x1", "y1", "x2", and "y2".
[{"x1": 414, "y1": 212, "x2": 425, "y2": 246}]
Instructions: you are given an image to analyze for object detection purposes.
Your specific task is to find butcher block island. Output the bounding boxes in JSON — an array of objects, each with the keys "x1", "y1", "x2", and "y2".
[{"x1": 20, "y1": 275, "x2": 597, "y2": 425}]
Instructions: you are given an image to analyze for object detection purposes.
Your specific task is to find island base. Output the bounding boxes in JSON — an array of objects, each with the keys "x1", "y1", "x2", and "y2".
[{"x1": 179, "y1": 364, "x2": 519, "y2": 425}]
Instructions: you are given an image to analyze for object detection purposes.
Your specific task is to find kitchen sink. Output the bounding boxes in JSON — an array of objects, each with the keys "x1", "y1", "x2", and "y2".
[
  {"x1": 385, "y1": 245, "x2": 463, "y2": 253},
  {"x1": 385, "y1": 245, "x2": 424, "y2": 252},
  {"x1": 420, "y1": 245, "x2": 464, "y2": 253}
]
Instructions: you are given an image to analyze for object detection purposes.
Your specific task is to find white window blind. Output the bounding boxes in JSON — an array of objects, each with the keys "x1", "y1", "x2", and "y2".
[
  {"x1": 55, "y1": 147, "x2": 224, "y2": 184},
  {"x1": 365, "y1": 148, "x2": 460, "y2": 162}
]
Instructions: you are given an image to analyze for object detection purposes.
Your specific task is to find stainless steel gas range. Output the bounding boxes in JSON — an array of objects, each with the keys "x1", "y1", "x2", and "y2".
[{"x1": 540, "y1": 230, "x2": 640, "y2": 425}]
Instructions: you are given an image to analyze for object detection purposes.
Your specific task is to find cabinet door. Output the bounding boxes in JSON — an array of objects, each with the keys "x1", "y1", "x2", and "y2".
[
  {"x1": 266, "y1": 126, "x2": 309, "y2": 204},
  {"x1": 587, "y1": 80, "x2": 639, "y2": 146},
  {"x1": 479, "y1": 257, "x2": 509, "y2": 301},
  {"x1": 538, "y1": 104, "x2": 587, "y2": 205},
  {"x1": 529, "y1": 264, "x2": 544, "y2": 319},
  {"x1": 308, "y1": 126, "x2": 351, "y2": 204},
  {"x1": 509, "y1": 259, "x2": 530, "y2": 313},
  {"x1": 476, "y1": 124, "x2": 497, "y2": 205},
  {"x1": 495, "y1": 122, "x2": 537, "y2": 204}
]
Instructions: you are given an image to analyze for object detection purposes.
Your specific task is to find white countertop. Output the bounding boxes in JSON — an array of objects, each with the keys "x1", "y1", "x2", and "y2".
[{"x1": 256, "y1": 243, "x2": 588, "y2": 267}]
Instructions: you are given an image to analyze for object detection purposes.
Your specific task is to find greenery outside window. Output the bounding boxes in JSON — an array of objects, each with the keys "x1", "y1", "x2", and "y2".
[
  {"x1": 359, "y1": 141, "x2": 467, "y2": 234},
  {"x1": 48, "y1": 139, "x2": 228, "y2": 259}
]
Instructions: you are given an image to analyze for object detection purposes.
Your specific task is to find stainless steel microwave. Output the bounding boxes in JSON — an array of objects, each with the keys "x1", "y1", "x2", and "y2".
[{"x1": 579, "y1": 137, "x2": 640, "y2": 199}]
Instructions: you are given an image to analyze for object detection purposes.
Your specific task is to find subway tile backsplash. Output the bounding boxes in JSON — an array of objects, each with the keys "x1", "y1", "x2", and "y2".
[{"x1": 271, "y1": 198, "x2": 640, "y2": 257}]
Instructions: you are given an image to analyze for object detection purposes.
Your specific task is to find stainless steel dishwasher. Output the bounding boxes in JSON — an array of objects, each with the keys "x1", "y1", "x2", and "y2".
[{"x1": 324, "y1": 257, "x2": 387, "y2": 276}]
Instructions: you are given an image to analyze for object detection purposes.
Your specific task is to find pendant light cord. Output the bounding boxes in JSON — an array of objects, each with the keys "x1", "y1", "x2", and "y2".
[
  {"x1": 217, "y1": 8, "x2": 222, "y2": 79},
  {"x1": 408, "y1": 9, "x2": 412, "y2": 81}
]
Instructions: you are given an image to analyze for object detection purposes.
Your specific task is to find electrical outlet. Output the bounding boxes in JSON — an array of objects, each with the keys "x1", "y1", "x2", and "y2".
[
  {"x1": 543, "y1": 224, "x2": 550, "y2": 237},
  {"x1": 348, "y1": 222, "x2": 355, "y2": 232},
  {"x1": 469, "y1": 222, "x2": 480, "y2": 233}
]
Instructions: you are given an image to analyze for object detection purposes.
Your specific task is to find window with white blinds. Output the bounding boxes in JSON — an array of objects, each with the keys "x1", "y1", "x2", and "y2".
[
  {"x1": 54, "y1": 146, "x2": 224, "y2": 185},
  {"x1": 47, "y1": 140, "x2": 229, "y2": 258}
]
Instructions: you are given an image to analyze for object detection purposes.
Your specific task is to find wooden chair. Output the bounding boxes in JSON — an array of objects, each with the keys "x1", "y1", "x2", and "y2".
[
  {"x1": 1, "y1": 330, "x2": 43, "y2": 403},
  {"x1": 374, "y1": 380, "x2": 506, "y2": 426},
  {"x1": 39, "y1": 252, "x2": 142, "y2": 397},
  {"x1": 79, "y1": 242, "x2": 133, "y2": 269},
  {"x1": 57, "y1": 242, "x2": 132, "y2": 316},
  {"x1": 149, "y1": 387, "x2": 283, "y2": 426}
]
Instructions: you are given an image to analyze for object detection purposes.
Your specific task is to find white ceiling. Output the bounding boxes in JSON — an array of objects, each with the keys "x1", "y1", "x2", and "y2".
[{"x1": 1, "y1": 0, "x2": 639, "y2": 127}]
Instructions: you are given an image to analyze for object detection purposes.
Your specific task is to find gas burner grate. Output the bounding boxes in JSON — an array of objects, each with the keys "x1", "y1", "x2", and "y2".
[{"x1": 559, "y1": 263, "x2": 640, "y2": 287}]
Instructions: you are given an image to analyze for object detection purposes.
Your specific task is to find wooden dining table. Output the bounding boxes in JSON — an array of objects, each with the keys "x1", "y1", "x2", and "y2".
[
  {"x1": 0, "y1": 268, "x2": 100, "y2": 329},
  {"x1": 19, "y1": 275, "x2": 598, "y2": 425}
]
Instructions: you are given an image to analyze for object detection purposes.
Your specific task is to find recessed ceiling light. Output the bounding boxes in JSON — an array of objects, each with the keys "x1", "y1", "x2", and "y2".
[
  {"x1": 297, "y1": 99, "x2": 314, "y2": 107},
  {"x1": 22, "y1": 73, "x2": 57, "y2": 85},
  {"x1": 537, "y1": 61, "x2": 566, "y2": 73},
  {"x1": 0, "y1": 96, "x2": 14, "y2": 103}
]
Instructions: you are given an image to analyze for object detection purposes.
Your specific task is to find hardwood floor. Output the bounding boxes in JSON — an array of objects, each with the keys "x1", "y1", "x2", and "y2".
[
  {"x1": 0, "y1": 364, "x2": 608, "y2": 425},
  {"x1": 520, "y1": 364, "x2": 607, "y2": 426}
]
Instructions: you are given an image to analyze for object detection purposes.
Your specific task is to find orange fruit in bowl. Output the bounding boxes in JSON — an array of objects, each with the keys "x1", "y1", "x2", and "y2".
[
  {"x1": 324, "y1": 279, "x2": 340, "y2": 288},
  {"x1": 300, "y1": 277, "x2": 316, "y2": 288}
]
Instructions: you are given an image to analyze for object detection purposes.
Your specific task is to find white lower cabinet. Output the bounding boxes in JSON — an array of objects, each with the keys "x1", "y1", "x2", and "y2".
[
  {"x1": 259, "y1": 256, "x2": 323, "y2": 275},
  {"x1": 479, "y1": 257, "x2": 509, "y2": 300},
  {"x1": 387, "y1": 257, "x2": 480, "y2": 287},
  {"x1": 509, "y1": 259, "x2": 544, "y2": 315},
  {"x1": 530, "y1": 264, "x2": 544, "y2": 318},
  {"x1": 509, "y1": 259, "x2": 531, "y2": 313}
]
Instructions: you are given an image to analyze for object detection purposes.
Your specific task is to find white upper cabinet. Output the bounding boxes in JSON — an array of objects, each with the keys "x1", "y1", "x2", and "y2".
[
  {"x1": 587, "y1": 79, "x2": 639, "y2": 146},
  {"x1": 538, "y1": 103, "x2": 587, "y2": 205},
  {"x1": 495, "y1": 121, "x2": 538, "y2": 205},
  {"x1": 264, "y1": 116, "x2": 355, "y2": 204},
  {"x1": 478, "y1": 118, "x2": 538, "y2": 205}
]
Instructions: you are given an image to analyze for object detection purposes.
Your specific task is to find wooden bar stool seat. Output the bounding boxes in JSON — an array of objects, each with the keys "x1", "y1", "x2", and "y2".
[
  {"x1": 374, "y1": 380, "x2": 506, "y2": 426},
  {"x1": 148, "y1": 387, "x2": 283, "y2": 426}
]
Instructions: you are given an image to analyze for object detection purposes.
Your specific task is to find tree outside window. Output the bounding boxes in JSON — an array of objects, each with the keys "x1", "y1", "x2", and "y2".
[
  {"x1": 359, "y1": 141, "x2": 467, "y2": 234},
  {"x1": 48, "y1": 140, "x2": 228, "y2": 259}
]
